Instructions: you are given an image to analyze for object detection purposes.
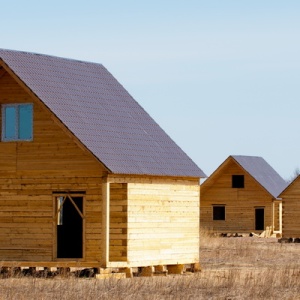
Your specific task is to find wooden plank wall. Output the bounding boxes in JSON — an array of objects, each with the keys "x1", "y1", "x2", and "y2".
[
  {"x1": 281, "y1": 178, "x2": 300, "y2": 237},
  {"x1": 0, "y1": 71, "x2": 104, "y2": 264},
  {"x1": 273, "y1": 201, "x2": 280, "y2": 232},
  {"x1": 125, "y1": 177, "x2": 200, "y2": 266},
  {"x1": 200, "y1": 160, "x2": 274, "y2": 233},
  {"x1": 109, "y1": 183, "x2": 127, "y2": 262}
]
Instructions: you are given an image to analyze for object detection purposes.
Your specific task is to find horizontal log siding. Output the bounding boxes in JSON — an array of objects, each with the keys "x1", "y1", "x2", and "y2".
[
  {"x1": 109, "y1": 183, "x2": 127, "y2": 262},
  {"x1": 273, "y1": 201, "x2": 280, "y2": 232},
  {"x1": 126, "y1": 178, "x2": 200, "y2": 266},
  {"x1": 0, "y1": 72, "x2": 104, "y2": 263},
  {"x1": 281, "y1": 178, "x2": 300, "y2": 237},
  {"x1": 201, "y1": 161, "x2": 274, "y2": 233}
]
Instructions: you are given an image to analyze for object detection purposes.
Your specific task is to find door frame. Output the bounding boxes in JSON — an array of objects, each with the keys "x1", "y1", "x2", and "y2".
[{"x1": 53, "y1": 192, "x2": 86, "y2": 260}]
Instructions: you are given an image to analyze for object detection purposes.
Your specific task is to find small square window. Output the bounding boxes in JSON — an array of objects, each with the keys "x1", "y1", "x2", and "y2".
[
  {"x1": 2, "y1": 104, "x2": 33, "y2": 141},
  {"x1": 213, "y1": 206, "x2": 225, "y2": 220},
  {"x1": 232, "y1": 175, "x2": 244, "y2": 188}
]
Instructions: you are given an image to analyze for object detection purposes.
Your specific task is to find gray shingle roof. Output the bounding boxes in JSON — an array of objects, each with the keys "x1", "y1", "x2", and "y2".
[
  {"x1": 0, "y1": 49, "x2": 206, "y2": 178},
  {"x1": 232, "y1": 155, "x2": 288, "y2": 198}
]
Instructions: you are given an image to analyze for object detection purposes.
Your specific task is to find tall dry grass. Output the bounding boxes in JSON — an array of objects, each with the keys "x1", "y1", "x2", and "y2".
[{"x1": 1, "y1": 230, "x2": 300, "y2": 299}]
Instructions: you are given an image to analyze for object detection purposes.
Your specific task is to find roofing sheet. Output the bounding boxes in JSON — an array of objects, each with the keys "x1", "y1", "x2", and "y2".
[
  {"x1": 0, "y1": 49, "x2": 206, "y2": 178},
  {"x1": 232, "y1": 155, "x2": 288, "y2": 198}
]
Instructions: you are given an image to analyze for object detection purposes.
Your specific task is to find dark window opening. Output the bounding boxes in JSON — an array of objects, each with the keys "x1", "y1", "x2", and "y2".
[
  {"x1": 232, "y1": 175, "x2": 244, "y2": 188},
  {"x1": 213, "y1": 206, "x2": 225, "y2": 220}
]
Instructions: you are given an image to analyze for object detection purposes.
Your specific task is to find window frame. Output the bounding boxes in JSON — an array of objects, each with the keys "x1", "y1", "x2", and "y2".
[
  {"x1": 212, "y1": 205, "x2": 226, "y2": 221},
  {"x1": 1, "y1": 103, "x2": 33, "y2": 142}
]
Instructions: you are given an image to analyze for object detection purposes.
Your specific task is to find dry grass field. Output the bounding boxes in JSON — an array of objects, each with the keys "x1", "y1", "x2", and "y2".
[{"x1": 1, "y1": 230, "x2": 300, "y2": 300}]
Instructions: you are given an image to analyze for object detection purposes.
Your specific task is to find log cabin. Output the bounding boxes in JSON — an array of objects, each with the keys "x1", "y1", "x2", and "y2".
[
  {"x1": 0, "y1": 49, "x2": 206, "y2": 274},
  {"x1": 278, "y1": 175, "x2": 300, "y2": 238},
  {"x1": 200, "y1": 155, "x2": 287, "y2": 235}
]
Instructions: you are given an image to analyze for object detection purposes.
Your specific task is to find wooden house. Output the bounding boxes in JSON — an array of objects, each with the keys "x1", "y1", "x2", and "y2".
[
  {"x1": 200, "y1": 155, "x2": 287, "y2": 235},
  {"x1": 278, "y1": 175, "x2": 300, "y2": 238},
  {"x1": 0, "y1": 49, "x2": 206, "y2": 274}
]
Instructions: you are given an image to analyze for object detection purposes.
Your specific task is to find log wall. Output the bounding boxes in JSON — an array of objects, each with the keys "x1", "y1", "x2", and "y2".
[
  {"x1": 281, "y1": 178, "x2": 300, "y2": 237},
  {"x1": 0, "y1": 71, "x2": 104, "y2": 265},
  {"x1": 124, "y1": 176, "x2": 199, "y2": 266},
  {"x1": 109, "y1": 183, "x2": 127, "y2": 262}
]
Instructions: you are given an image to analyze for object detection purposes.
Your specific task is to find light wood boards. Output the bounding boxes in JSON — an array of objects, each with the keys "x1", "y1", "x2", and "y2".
[
  {"x1": 126, "y1": 177, "x2": 200, "y2": 266},
  {"x1": 280, "y1": 177, "x2": 300, "y2": 237},
  {"x1": 0, "y1": 71, "x2": 104, "y2": 264}
]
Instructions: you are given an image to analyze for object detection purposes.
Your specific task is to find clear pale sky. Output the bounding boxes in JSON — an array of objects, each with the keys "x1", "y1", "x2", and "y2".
[{"x1": 1, "y1": 1, "x2": 300, "y2": 180}]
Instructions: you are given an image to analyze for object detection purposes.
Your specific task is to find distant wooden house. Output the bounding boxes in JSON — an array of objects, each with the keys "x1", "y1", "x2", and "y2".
[
  {"x1": 278, "y1": 175, "x2": 300, "y2": 238},
  {"x1": 0, "y1": 49, "x2": 206, "y2": 274},
  {"x1": 200, "y1": 155, "x2": 287, "y2": 235}
]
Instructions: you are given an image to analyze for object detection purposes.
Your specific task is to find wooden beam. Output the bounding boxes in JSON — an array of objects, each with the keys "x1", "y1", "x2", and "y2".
[
  {"x1": 67, "y1": 195, "x2": 84, "y2": 219},
  {"x1": 140, "y1": 266, "x2": 154, "y2": 277},
  {"x1": 0, "y1": 261, "x2": 102, "y2": 268},
  {"x1": 272, "y1": 200, "x2": 275, "y2": 231},
  {"x1": 279, "y1": 201, "x2": 282, "y2": 234},
  {"x1": 119, "y1": 267, "x2": 133, "y2": 278},
  {"x1": 101, "y1": 177, "x2": 110, "y2": 267},
  {"x1": 167, "y1": 264, "x2": 184, "y2": 274}
]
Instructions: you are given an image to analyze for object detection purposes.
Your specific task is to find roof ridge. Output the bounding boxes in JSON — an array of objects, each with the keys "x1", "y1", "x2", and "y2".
[
  {"x1": 231, "y1": 154, "x2": 262, "y2": 158},
  {"x1": 0, "y1": 48, "x2": 103, "y2": 67}
]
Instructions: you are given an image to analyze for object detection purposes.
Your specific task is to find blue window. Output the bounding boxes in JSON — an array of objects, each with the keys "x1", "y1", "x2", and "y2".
[{"x1": 2, "y1": 104, "x2": 33, "y2": 141}]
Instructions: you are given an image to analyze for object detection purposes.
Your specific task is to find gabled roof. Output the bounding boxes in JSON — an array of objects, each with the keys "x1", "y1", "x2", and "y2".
[
  {"x1": 202, "y1": 155, "x2": 287, "y2": 198},
  {"x1": 278, "y1": 174, "x2": 300, "y2": 197},
  {"x1": 0, "y1": 49, "x2": 206, "y2": 178}
]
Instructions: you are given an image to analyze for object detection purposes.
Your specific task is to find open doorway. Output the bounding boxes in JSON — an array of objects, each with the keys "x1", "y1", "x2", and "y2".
[
  {"x1": 255, "y1": 207, "x2": 265, "y2": 231},
  {"x1": 55, "y1": 194, "x2": 84, "y2": 258}
]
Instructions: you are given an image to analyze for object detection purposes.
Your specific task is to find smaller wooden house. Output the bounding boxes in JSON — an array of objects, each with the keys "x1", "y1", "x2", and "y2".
[
  {"x1": 200, "y1": 155, "x2": 287, "y2": 235},
  {"x1": 278, "y1": 175, "x2": 300, "y2": 238}
]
